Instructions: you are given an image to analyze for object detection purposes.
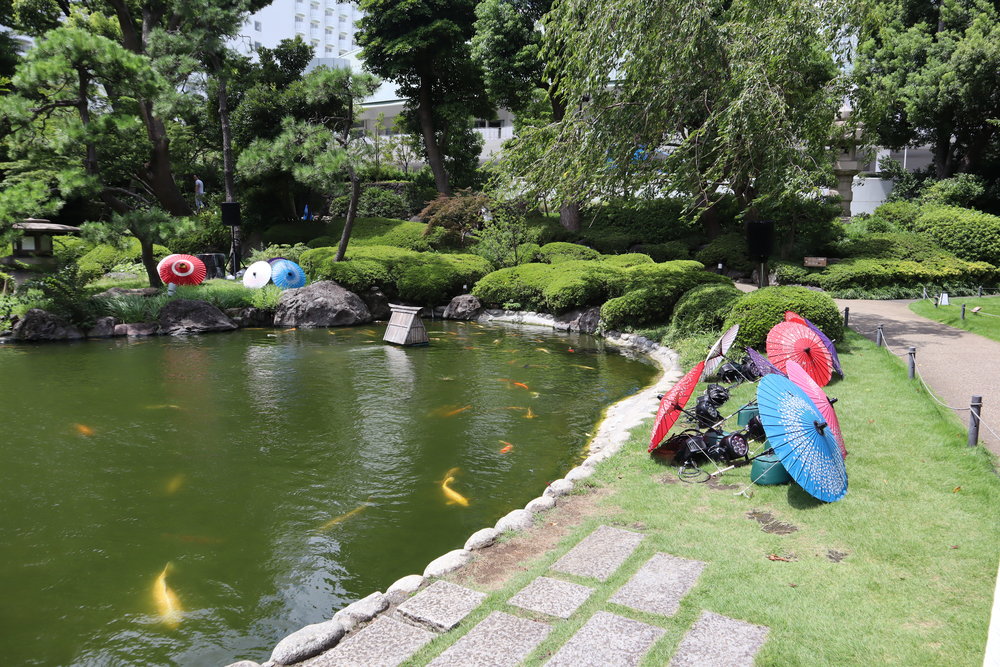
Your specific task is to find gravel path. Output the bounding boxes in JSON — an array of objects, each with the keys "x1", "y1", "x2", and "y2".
[{"x1": 837, "y1": 298, "x2": 1000, "y2": 457}]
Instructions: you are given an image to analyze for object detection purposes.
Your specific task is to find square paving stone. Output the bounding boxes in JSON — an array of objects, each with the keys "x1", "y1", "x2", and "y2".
[
  {"x1": 301, "y1": 616, "x2": 434, "y2": 667},
  {"x1": 507, "y1": 576, "x2": 595, "y2": 619},
  {"x1": 549, "y1": 525, "x2": 645, "y2": 582},
  {"x1": 669, "y1": 610, "x2": 769, "y2": 667},
  {"x1": 427, "y1": 611, "x2": 551, "y2": 667},
  {"x1": 544, "y1": 611, "x2": 664, "y2": 667},
  {"x1": 609, "y1": 552, "x2": 706, "y2": 617},
  {"x1": 396, "y1": 579, "x2": 487, "y2": 632}
]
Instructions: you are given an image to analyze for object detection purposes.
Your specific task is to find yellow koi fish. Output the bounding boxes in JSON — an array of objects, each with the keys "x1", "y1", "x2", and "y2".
[
  {"x1": 146, "y1": 404, "x2": 182, "y2": 410},
  {"x1": 442, "y1": 476, "x2": 469, "y2": 507},
  {"x1": 504, "y1": 406, "x2": 528, "y2": 412},
  {"x1": 572, "y1": 364, "x2": 596, "y2": 370},
  {"x1": 153, "y1": 564, "x2": 183, "y2": 628},
  {"x1": 535, "y1": 347, "x2": 551, "y2": 354},
  {"x1": 319, "y1": 498, "x2": 373, "y2": 532},
  {"x1": 73, "y1": 423, "x2": 94, "y2": 437},
  {"x1": 524, "y1": 407, "x2": 537, "y2": 419},
  {"x1": 165, "y1": 474, "x2": 185, "y2": 495}
]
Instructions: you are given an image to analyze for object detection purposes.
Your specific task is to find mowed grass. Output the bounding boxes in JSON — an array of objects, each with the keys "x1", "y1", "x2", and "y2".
[
  {"x1": 911, "y1": 295, "x2": 1000, "y2": 343},
  {"x1": 408, "y1": 331, "x2": 1000, "y2": 666}
]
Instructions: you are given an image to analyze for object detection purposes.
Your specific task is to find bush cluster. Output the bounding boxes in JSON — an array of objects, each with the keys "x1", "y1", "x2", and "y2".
[
  {"x1": 906, "y1": 206, "x2": 1000, "y2": 265},
  {"x1": 722, "y1": 286, "x2": 842, "y2": 349},
  {"x1": 78, "y1": 238, "x2": 171, "y2": 277},
  {"x1": 667, "y1": 283, "x2": 744, "y2": 337},
  {"x1": 473, "y1": 261, "x2": 627, "y2": 314},
  {"x1": 536, "y1": 242, "x2": 602, "y2": 264},
  {"x1": 600, "y1": 262, "x2": 730, "y2": 330},
  {"x1": 694, "y1": 233, "x2": 754, "y2": 274}
]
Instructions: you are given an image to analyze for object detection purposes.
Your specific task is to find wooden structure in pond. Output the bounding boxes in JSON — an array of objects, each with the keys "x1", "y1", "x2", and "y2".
[{"x1": 384, "y1": 304, "x2": 429, "y2": 346}]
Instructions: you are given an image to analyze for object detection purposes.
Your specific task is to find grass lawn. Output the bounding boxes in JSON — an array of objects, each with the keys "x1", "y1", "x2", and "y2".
[
  {"x1": 409, "y1": 331, "x2": 1000, "y2": 666},
  {"x1": 910, "y1": 295, "x2": 1000, "y2": 343}
]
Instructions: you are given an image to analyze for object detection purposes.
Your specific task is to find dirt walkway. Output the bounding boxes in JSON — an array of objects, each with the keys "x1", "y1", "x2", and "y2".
[{"x1": 837, "y1": 298, "x2": 1000, "y2": 457}]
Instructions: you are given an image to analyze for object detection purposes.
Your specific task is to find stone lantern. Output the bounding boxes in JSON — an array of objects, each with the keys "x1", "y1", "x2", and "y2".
[
  {"x1": 4, "y1": 219, "x2": 81, "y2": 269},
  {"x1": 832, "y1": 106, "x2": 863, "y2": 217}
]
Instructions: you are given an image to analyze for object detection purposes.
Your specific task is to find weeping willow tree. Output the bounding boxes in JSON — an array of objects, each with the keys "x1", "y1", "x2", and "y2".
[{"x1": 495, "y1": 0, "x2": 847, "y2": 235}]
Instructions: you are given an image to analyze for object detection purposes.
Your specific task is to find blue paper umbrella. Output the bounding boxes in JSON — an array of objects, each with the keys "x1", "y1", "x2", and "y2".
[
  {"x1": 756, "y1": 374, "x2": 847, "y2": 502},
  {"x1": 803, "y1": 317, "x2": 843, "y2": 377},
  {"x1": 270, "y1": 259, "x2": 307, "y2": 289}
]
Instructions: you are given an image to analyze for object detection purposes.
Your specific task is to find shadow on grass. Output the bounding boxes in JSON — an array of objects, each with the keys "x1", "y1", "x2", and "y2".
[{"x1": 787, "y1": 482, "x2": 828, "y2": 509}]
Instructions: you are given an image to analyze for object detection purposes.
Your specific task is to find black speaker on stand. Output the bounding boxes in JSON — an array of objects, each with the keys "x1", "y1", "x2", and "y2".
[
  {"x1": 221, "y1": 201, "x2": 242, "y2": 278},
  {"x1": 745, "y1": 220, "x2": 774, "y2": 288}
]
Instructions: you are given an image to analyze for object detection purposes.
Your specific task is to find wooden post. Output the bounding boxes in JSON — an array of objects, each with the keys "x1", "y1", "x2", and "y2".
[
  {"x1": 876, "y1": 324, "x2": 884, "y2": 347},
  {"x1": 843, "y1": 307, "x2": 850, "y2": 328},
  {"x1": 968, "y1": 395, "x2": 983, "y2": 448},
  {"x1": 907, "y1": 347, "x2": 916, "y2": 380},
  {"x1": 961, "y1": 304, "x2": 967, "y2": 320}
]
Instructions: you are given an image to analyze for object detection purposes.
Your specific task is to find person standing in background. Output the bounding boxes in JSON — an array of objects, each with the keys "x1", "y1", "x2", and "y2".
[{"x1": 194, "y1": 175, "x2": 204, "y2": 210}]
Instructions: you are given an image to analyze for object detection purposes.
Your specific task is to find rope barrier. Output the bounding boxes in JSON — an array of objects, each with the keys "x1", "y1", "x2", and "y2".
[{"x1": 875, "y1": 326, "x2": 974, "y2": 412}]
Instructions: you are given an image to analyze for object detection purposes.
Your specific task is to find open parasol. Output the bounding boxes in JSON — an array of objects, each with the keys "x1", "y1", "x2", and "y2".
[
  {"x1": 785, "y1": 360, "x2": 846, "y2": 458},
  {"x1": 784, "y1": 310, "x2": 807, "y2": 325},
  {"x1": 243, "y1": 261, "x2": 273, "y2": 289},
  {"x1": 157, "y1": 254, "x2": 181, "y2": 278},
  {"x1": 649, "y1": 361, "x2": 705, "y2": 454},
  {"x1": 158, "y1": 254, "x2": 207, "y2": 286},
  {"x1": 756, "y1": 374, "x2": 847, "y2": 502},
  {"x1": 704, "y1": 324, "x2": 739, "y2": 378},
  {"x1": 270, "y1": 259, "x2": 307, "y2": 289},
  {"x1": 766, "y1": 321, "x2": 833, "y2": 387},
  {"x1": 802, "y1": 317, "x2": 843, "y2": 377},
  {"x1": 746, "y1": 347, "x2": 785, "y2": 377}
]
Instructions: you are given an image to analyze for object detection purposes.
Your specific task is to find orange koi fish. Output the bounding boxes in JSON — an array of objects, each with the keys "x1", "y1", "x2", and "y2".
[
  {"x1": 499, "y1": 441, "x2": 514, "y2": 454},
  {"x1": 73, "y1": 424, "x2": 94, "y2": 437},
  {"x1": 513, "y1": 382, "x2": 529, "y2": 390},
  {"x1": 443, "y1": 405, "x2": 472, "y2": 417}
]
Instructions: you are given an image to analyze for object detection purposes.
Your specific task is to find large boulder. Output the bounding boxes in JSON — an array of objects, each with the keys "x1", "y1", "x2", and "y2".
[
  {"x1": 87, "y1": 316, "x2": 118, "y2": 338},
  {"x1": 226, "y1": 307, "x2": 275, "y2": 327},
  {"x1": 554, "y1": 306, "x2": 601, "y2": 334},
  {"x1": 443, "y1": 294, "x2": 482, "y2": 321},
  {"x1": 358, "y1": 286, "x2": 391, "y2": 321},
  {"x1": 158, "y1": 299, "x2": 238, "y2": 335},
  {"x1": 12, "y1": 309, "x2": 85, "y2": 341},
  {"x1": 274, "y1": 281, "x2": 372, "y2": 327}
]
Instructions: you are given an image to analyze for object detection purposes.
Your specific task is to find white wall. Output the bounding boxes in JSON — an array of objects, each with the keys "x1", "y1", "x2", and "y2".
[{"x1": 851, "y1": 177, "x2": 895, "y2": 216}]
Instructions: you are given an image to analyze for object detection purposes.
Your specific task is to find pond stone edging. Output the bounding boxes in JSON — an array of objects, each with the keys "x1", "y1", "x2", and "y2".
[{"x1": 232, "y1": 317, "x2": 684, "y2": 667}]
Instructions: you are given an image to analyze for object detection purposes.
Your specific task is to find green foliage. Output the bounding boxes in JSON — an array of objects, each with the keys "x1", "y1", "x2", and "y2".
[
  {"x1": 473, "y1": 261, "x2": 626, "y2": 313},
  {"x1": 870, "y1": 201, "x2": 920, "y2": 229},
  {"x1": 95, "y1": 293, "x2": 168, "y2": 323},
  {"x1": 582, "y1": 198, "x2": 696, "y2": 243},
  {"x1": 919, "y1": 174, "x2": 987, "y2": 208},
  {"x1": 808, "y1": 257, "x2": 998, "y2": 293},
  {"x1": 249, "y1": 284, "x2": 283, "y2": 310},
  {"x1": 835, "y1": 231, "x2": 948, "y2": 261},
  {"x1": 633, "y1": 241, "x2": 690, "y2": 262},
  {"x1": 601, "y1": 253, "x2": 654, "y2": 268},
  {"x1": 668, "y1": 283, "x2": 743, "y2": 336},
  {"x1": 772, "y1": 261, "x2": 812, "y2": 285},
  {"x1": 262, "y1": 223, "x2": 329, "y2": 245},
  {"x1": 246, "y1": 243, "x2": 311, "y2": 264},
  {"x1": 52, "y1": 237, "x2": 92, "y2": 264},
  {"x1": 600, "y1": 261, "x2": 730, "y2": 329},
  {"x1": 78, "y1": 238, "x2": 171, "y2": 278},
  {"x1": 694, "y1": 233, "x2": 754, "y2": 274},
  {"x1": 536, "y1": 242, "x2": 602, "y2": 263},
  {"x1": 358, "y1": 186, "x2": 410, "y2": 219},
  {"x1": 23, "y1": 263, "x2": 98, "y2": 327},
  {"x1": 419, "y1": 190, "x2": 490, "y2": 246},
  {"x1": 471, "y1": 207, "x2": 537, "y2": 268},
  {"x1": 723, "y1": 286, "x2": 842, "y2": 349},
  {"x1": 166, "y1": 208, "x2": 231, "y2": 255},
  {"x1": 909, "y1": 206, "x2": 1000, "y2": 264}
]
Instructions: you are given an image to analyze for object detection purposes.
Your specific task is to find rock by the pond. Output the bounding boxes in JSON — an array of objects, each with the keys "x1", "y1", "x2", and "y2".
[
  {"x1": 115, "y1": 322, "x2": 159, "y2": 337},
  {"x1": 464, "y1": 527, "x2": 499, "y2": 551},
  {"x1": 423, "y1": 549, "x2": 472, "y2": 578},
  {"x1": 158, "y1": 299, "x2": 238, "y2": 335},
  {"x1": 386, "y1": 574, "x2": 425, "y2": 604},
  {"x1": 443, "y1": 294, "x2": 482, "y2": 320},
  {"x1": 358, "y1": 286, "x2": 391, "y2": 321},
  {"x1": 565, "y1": 466, "x2": 595, "y2": 482},
  {"x1": 525, "y1": 495, "x2": 556, "y2": 513},
  {"x1": 332, "y1": 591, "x2": 388, "y2": 631},
  {"x1": 95, "y1": 286, "x2": 161, "y2": 299},
  {"x1": 12, "y1": 309, "x2": 85, "y2": 341},
  {"x1": 227, "y1": 307, "x2": 274, "y2": 327},
  {"x1": 86, "y1": 316, "x2": 117, "y2": 338},
  {"x1": 269, "y1": 619, "x2": 346, "y2": 665},
  {"x1": 544, "y1": 479, "x2": 574, "y2": 497},
  {"x1": 224, "y1": 662, "x2": 260, "y2": 667},
  {"x1": 273, "y1": 280, "x2": 372, "y2": 327},
  {"x1": 554, "y1": 306, "x2": 602, "y2": 334},
  {"x1": 495, "y1": 509, "x2": 533, "y2": 533}
]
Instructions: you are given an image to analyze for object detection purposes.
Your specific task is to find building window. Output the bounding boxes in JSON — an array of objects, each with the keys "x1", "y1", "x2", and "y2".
[
  {"x1": 254, "y1": 20, "x2": 262, "y2": 31},
  {"x1": 254, "y1": 40, "x2": 262, "y2": 49},
  {"x1": 295, "y1": 14, "x2": 304, "y2": 22},
  {"x1": 326, "y1": 8, "x2": 333, "y2": 15}
]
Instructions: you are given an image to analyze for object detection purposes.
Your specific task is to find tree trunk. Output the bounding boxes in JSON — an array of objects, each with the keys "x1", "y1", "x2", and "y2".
[
  {"x1": 335, "y1": 169, "x2": 362, "y2": 262},
  {"x1": 933, "y1": 131, "x2": 956, "y2": 178},
  {"x1": 558, "y1": 202, "x2": 581, "y2": 232},
  {"x1": 218, "y1": 72, "x2": 236, "y2": 203},
  {"x1": 417, "y1": 75, "x2": 451, "y2": 196},
  {"x1": 138, "y1": 236, "x2": 163, "y2": 288}
]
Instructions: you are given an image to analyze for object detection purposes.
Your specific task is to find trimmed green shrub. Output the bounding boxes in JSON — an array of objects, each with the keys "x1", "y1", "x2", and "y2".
[
  {"x1": 473, "y1": 261, "x2": 626, "y2": 314},
  {"x1": 262, "y1": 223, "x2": 328, "y2": 245},
  {"x1": 582, "y1": 197, "x2": 697, "y2": 244},
  {"x1": 602, "y1": 253, "x2": 654, "y2": 268},
  {"x1": 669, "y1": 283, "x2": 743, "y2": 336},
  {"x1": 723, "y1": 286, "x2": 842, "y2": 349},
  {"x1": 919, "y1": 174, "x2": 986, "y2": 208},
  {"x1": 633, "y1": 241, "x2": 689, "y2": 262},
  {"x1": 834, "y1": 231, "x2": 948, "y2": 261},
  {"x1": 871, "y1": 201, "x2": 920, "y2": 229},
  {"x1": 536, "y1": 242, "x2": 602, "y2": 264},
  {"x1": 358, "y1": 187, "x2": 410, "y2": 219},
  {"x1": 909, "y1": 206, "x2": 1000, "y2": 264},
  {"x1": 694, "y1": 233, "x2": 754, "y2": 274},
  {"x1": 53, "y1": 236, "x2": 92, "y2": 263},
  {"x1": 246, "y1": 243, "x2": 310, "y2": 264},
  {"x1": 584, "y1": 231, "x2": 632, "y2": 254},
  {"x1": 773, "y1": 261, "x2": 811, "y2": 285},
  {"x1": 600, "y1": 261, "x2": 731, "y2": 330},
  {"x1": 78, "y1": 238, "x2": 171, "y2": 277},
  {"x1": 810, "y1": 257, "x2": 998, "y2": 292}
]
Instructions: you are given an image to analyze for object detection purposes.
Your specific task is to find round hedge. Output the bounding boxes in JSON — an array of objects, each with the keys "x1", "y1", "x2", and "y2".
[
  {"x1": 536, "y1": 242, "x2": 601, "y2": 263},
  {"x1": 669, "y1": 283, "x2": 743, "y2": 336},
  {"x1": 722, "y1": 286, "x2": 842, "y2": 349}
]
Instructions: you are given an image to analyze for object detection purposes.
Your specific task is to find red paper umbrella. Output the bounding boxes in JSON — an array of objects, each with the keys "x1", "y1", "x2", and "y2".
[
  {"x1": 784, "y1": 310, "x2": 806, "y2": 325},
  {"x1": 785, "y1": 360, "x2": 846, "y2": 458},
  {"x1": 158, "y1": 254, "x2": 207, "y2": 286},
  {"x1": 649, "y1": 361, "x2": 705, "y2": 454},
  {"x1": 766, "y1": 321, "x2": 833, "y2": 387}
]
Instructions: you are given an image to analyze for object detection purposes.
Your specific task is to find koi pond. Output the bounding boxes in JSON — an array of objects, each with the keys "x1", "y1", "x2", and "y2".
[{"x1": 0, "y1": 322, "x2": 657, "y2": 665}]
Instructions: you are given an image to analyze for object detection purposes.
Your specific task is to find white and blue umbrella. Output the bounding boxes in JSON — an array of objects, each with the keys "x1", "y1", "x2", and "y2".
[
  {"x1": 270, "y1": 259, "x2": 307, "y2": 290},
  {"x1": 756, "y1": 374, "x2": 847, "y2": 502},
  {"x1": 242, "y1": 261, "x2": 272, "y2": 289}
]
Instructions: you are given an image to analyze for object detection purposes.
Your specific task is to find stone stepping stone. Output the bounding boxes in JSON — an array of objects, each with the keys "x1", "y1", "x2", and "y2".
[
  {"x1": 608, "y1": 552, "x2": 705, "y2": 617},
  {"x1": 300, "y1": 615, "x2": 434, "y2": 667},
  {"x1": 507, "y1": 576, "x2": 595, "y2": 619},
  {"x1": 669, "y1": 610, "x2": 769, "y2": 667},
  {"x1": 544, "y1": 611, "x2": 664, "y2": 667},
  {"x1": 396, "y1": 579, "x2": 487, "y2": 632},
  {"x1": 550, "y1": 525, "x2": 645, "y2": 582},
  {"x1": 427, "y1": 611, "x2": 551, "y2": 667}
]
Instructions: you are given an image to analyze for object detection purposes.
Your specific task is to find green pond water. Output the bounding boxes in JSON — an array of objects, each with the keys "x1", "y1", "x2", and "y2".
[{"x1": 0, "y1": 322, "x2": 657, "y2": 666}]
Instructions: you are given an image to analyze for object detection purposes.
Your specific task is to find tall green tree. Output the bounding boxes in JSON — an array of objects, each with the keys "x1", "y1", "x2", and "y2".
[
  {"x1": 852, "y1": 0, "x2": 1000, "y2": 182},
  {"x1": 497, "y1": 0, "x2": 842, "y2": 235},
  {"x1": 356, "y1": 0, "x2": 491, "y2": 196}
]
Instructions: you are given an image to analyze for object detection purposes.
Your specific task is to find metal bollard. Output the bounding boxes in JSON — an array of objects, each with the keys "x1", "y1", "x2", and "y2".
[
  {"x1": 843, "y1": 307, "x2": 850, "y2": 328},
  {"x1": 876, "y1": 324, "x2": 884, "y2": 347},
  {"x1": 968, "y1": 395, "x2": 983, "y2": 448},
  {"x1": 922, "y1": 287, "x2": 928, "y2": 300},
  {"x1": 961, "y1": 304, "x2": 966, "y2": 320},
  {"x1": 978, "y1": 285, "x2": 983, "y2": 298},
  {"x1": 907, "y1": 347, "x2": 916, "y2": 380}
]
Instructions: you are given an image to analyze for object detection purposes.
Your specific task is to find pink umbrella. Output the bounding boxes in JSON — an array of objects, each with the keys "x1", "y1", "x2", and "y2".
[
  {"x1": 158, "y1": 254, "x2": 207, "y2": 286},
  {"x1": 785, "y1": 360, "x2": 846, "y2": 458}
]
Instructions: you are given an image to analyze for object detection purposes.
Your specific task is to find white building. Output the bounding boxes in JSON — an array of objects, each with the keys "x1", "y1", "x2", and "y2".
[{"x1": 232, "y1": 0, "x2": 363, "y2": 59}]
